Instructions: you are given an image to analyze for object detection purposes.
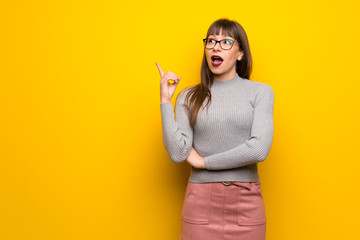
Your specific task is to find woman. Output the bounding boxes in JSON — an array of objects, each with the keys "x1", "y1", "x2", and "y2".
[{"x1": 157, "y1": 18, "x2": 274, "y2": 240}]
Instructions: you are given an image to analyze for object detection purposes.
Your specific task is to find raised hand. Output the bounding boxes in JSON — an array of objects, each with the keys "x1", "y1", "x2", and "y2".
[{"x1": 156, "y1": 62, "x2": 181, "y2": 103}]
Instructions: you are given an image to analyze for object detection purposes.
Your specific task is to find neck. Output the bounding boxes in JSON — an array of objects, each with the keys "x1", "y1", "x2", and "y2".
[
  {"x1": 211, "y1": 73, "x2": 241, "y2": 88},
  {"x1": 214, "y1": 72, "x2": 238, "y2": 82}
]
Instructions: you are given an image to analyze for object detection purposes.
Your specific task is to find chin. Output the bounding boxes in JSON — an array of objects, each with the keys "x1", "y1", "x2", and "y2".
[
  {"x1": 211, "y1": 71, "x2": 222, "y2": 76},
  {"x1": 210, "y1": 68, "x2": 224, "y2": 75}
]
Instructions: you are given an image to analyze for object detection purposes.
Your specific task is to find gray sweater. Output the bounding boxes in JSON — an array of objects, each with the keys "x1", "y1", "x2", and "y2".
[{"x1": 160, "y1": 74, "x2": 274, "y2": 183}]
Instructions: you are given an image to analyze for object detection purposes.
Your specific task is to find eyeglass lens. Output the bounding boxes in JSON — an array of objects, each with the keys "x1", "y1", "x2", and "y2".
[{"x1": 204, "y1": 39, "x2": 234, "y2": 50}]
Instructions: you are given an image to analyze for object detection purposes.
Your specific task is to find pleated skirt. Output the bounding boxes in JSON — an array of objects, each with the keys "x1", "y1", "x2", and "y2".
[{"x1": 180, "y1": 181, "x2": 266, "y2": 240}]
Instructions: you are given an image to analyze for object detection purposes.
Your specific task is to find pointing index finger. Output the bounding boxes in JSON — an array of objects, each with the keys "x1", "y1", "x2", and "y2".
[{"x1": 155, "y1": 62, "x2": 164, "y2": 78}]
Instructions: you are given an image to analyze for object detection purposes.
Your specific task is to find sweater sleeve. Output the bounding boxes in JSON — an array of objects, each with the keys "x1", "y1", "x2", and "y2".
[
  {"x1": 204, "y1": 85, "x2": 274, "y2": 170},
  {"x1": 160, "y1": 89, "x2": 193, "y2": 163}
]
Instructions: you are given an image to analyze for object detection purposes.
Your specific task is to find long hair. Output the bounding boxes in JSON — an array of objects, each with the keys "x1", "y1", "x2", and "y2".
[{"x1": 179, "y1": 18, "x2": 253, "y2": 128}]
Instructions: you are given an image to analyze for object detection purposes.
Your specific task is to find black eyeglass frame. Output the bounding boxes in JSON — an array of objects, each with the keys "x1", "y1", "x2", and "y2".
[{"x1": 202, "y1": 38, "x2": 242, "y2": 50}]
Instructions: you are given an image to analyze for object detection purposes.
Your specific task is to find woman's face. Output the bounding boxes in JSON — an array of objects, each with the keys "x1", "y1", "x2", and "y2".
[{"x1": 205, "y1": 30, "x2": 243, "y2": 81}]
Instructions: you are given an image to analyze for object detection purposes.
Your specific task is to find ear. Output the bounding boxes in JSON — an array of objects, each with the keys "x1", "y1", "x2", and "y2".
[{"x1": 237, "y1": 51, "x2": 244, "y2": 61}]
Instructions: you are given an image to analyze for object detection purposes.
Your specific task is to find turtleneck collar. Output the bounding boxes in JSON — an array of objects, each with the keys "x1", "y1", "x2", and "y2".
[{"x1": 212, "y1": 73, "x2": 242, "y2": 87}]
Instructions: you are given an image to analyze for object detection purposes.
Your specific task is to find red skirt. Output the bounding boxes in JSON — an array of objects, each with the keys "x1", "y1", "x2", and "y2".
[{"x1": 180, "y1": 181, "x2": 266, "y2": 240}]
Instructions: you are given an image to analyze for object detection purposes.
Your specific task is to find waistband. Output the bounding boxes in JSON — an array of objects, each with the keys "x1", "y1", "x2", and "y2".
[{"x1": 221, "y1": 181, "x2": 252, "y2": 190}]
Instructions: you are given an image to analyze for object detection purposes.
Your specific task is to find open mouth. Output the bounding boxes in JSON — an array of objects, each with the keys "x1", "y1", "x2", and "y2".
[{"x1": 211, "y1": 55, "x2": 223, "y2": 66}]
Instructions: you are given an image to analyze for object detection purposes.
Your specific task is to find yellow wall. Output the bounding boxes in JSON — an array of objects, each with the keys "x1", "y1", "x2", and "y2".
[{"x1": 1, "y1": 0, "x2": 359, "y2": 239}]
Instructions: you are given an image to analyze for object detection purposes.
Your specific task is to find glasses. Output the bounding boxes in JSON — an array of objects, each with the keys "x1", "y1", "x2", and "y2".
[{"x1": 203, "y1": 38, "x2": 241, "y2": 50}]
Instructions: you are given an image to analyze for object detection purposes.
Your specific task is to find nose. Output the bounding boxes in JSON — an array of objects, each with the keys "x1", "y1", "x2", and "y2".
[{"x1": 213, "y1": 41, "x2": 222, "y2": 51}]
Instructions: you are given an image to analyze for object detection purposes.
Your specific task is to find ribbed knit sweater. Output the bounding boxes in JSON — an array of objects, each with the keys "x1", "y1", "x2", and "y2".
[{"x1": 160, "y1": 73, "x2": 274, "y2": 183}]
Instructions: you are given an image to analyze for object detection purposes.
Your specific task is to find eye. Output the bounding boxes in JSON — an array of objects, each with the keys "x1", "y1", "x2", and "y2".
[
  {"x1": 208, "y1": 38, "x2": 216, "y2": 43},
  {"x1": 224, "y1": 39, "x2": 234, "y2": 45}
]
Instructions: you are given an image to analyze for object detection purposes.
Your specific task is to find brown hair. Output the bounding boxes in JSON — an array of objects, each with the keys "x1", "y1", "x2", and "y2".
[{"x1": 178, "y1": 18, "x2": 253, "y2": 128}]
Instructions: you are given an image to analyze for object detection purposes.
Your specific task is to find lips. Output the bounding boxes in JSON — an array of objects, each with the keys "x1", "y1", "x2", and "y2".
[{"x1": 211, "y1": 55, "x2": 223, "y2": 67}]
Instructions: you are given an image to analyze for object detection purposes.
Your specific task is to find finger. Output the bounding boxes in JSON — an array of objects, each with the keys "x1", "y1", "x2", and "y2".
[
  {"x1": 161, "y1": 74, "x2": 181, "y2": 84},
  {"x1": 171, "y1": 76, "x2": 180, "y2": 84},
  {"x1": 167, "y1": 70, "x2": 181, "y2": 82},
  {"x1": 165, "y1": 71, "x2": 181, "y2": 83},
  {"x1": 167, "y1": 77, "x2": 181, "y2": 84},
  {"x1": 172, "y1": 75, "x2": 181, "y2": 82},
  {"x1": 155, "y1": 62, "x2": 164, "y2": 78}
]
